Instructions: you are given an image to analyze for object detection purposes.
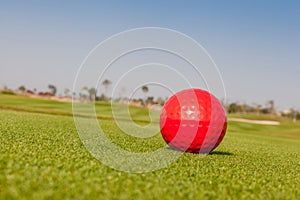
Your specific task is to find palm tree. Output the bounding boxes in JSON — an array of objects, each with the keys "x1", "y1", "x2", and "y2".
[
  {"x1": 142, "y1": 85, "x2": 149, "y2": 106},
  {"x1": 18, "y1": 85, "x2": 26, "y2": 92},
  {"x1": 88, "y1": 87, "x2": 97, "y2": 101},
  {"x1": 48, "y1": 84, "x2": 57, "y2": 96},
  {"x1": 142, "y1": 85, "x2": 149, "y2": 94},
  {"x1": 267, "y1": 100, "x2": 275, "y2": 115},
  {"x1": 290, "y1": 108, "x2": 298, "y2": 123},
  {"x1": 102, "y1": 79, "x2": 112, "y2": 100},
  {"x1": 80, "y1": 86, "x2": 88, "y2": 100}
]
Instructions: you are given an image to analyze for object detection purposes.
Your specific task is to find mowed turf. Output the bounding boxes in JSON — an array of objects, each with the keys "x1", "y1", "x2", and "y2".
[
  {"x1": 0, "y1": 94, "x2": 300, "y2": 199},
  {"x1": 0, "y1": 94, "x2": 153, "y2": 122}
]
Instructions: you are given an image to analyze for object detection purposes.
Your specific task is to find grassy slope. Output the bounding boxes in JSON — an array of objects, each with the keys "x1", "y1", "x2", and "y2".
[
  {"x1": 0, "y1": 94, "x2": 300, "y2": 199},
  {"x1": 0, "y1": 94, "x2": 153, "y2": 122}
]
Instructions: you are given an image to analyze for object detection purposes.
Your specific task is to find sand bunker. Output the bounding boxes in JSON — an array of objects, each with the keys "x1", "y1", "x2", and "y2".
[{"x1": 229, "y1": 118, "x2": 280, "y2": 125}]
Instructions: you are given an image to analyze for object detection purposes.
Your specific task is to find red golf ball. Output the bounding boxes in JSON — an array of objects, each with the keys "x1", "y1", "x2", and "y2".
[{"x1": 160, "y1": 88, "x2": 227, "y2": 153}]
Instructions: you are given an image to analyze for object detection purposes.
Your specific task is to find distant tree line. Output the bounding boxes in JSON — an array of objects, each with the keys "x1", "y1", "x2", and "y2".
[
  {"x1": 77, "y1": 81, "x2": 166, "y2": 107},
  {"x1": 227, "y1": 100, "x2": 275, "y2": 115},
  {"x1": 1, "y1": 82, "x2": 299, "y2": 121},
  {"x1": 226, "y1": 100, "x2": 299, "y2": 121}
]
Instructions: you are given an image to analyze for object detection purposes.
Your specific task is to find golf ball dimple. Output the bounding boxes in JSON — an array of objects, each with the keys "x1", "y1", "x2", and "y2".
[{"x1": 160, "y1": 88, "x2": 227, "y2": 154}]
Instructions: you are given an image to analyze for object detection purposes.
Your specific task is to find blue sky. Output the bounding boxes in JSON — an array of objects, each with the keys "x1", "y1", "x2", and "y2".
[{"x1": 1, "y1": 0, "x2": 299, "y2": 110}]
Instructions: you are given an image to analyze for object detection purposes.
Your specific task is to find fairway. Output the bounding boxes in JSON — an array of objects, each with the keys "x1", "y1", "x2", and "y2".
[
  {"x1": 0, "y1": 95, "x2": 299, "y2": 200},
  {"x1": 2, "y1": 1, "x2": 300, "y2": 199}
]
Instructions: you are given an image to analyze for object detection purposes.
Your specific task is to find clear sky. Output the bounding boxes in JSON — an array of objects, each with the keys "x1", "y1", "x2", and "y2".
[{"x1": 1, "y1": 0, "x2": 299, "y2": 110}]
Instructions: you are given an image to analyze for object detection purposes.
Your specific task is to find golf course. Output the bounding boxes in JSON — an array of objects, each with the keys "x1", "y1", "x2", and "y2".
[{"x1": 0, "y1": 93, "x2": 299, "y2": 200}]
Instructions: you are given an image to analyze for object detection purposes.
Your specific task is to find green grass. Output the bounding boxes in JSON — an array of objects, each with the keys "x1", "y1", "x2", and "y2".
[
  {"x1": 0, "y1": 95, "x2": 300, "y2": 199},
  {"x1": 228, "y1": 120, "x2": 300, "y2": 140},
  {"x1": 0, "y1": 94, "x2": 154, "y2": 122}
]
